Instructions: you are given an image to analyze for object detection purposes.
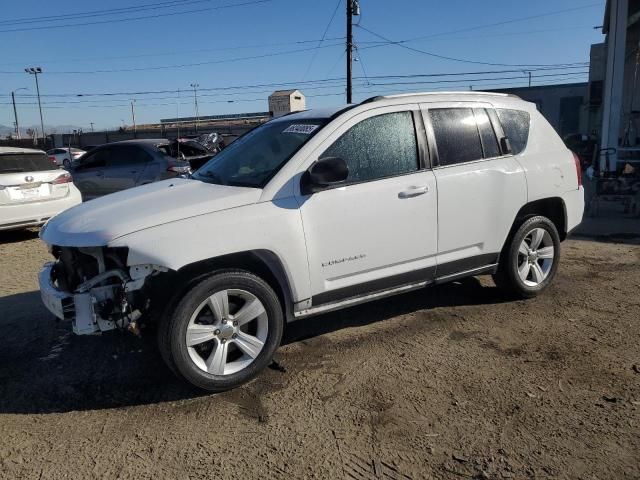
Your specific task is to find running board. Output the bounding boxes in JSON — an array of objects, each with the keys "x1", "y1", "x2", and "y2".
[{"x1": 293, "y1": 281, "x2": 430, "y2": 319}]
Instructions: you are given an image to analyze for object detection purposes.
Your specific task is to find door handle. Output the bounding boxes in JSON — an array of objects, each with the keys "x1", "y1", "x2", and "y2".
[{"x1": 398, "y1": 185, "x2": 429, "y2": 198}]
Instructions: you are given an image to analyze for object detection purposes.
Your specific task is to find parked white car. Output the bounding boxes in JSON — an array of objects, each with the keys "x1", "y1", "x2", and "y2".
[
  {"x1": 0, "y1": 147, "x2": 82, "y2": 231},
  {"x1": 47, "y1": 147, "x2": 86, "y2": 168},
  {"x1": 38, "y1": 92, "x2": 584, "y2": 391}
]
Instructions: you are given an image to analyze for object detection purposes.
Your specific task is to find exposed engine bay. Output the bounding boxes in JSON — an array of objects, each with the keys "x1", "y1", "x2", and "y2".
[{"x1": 40, "y1": 245, "x2": 166, "y2": 335}]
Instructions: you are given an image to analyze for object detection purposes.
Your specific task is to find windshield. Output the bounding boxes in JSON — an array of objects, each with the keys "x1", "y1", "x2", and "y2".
[{"x1": 193, "y1": 118, "x2": 327, "y2": 188}]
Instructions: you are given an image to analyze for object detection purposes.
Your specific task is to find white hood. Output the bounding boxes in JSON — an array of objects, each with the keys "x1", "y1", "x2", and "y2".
[{"x1": 41, "y1": 178, "x2": 262, "y2": 247}]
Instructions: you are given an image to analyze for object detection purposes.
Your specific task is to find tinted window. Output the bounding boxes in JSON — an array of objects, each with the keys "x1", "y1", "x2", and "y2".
[
  {"x1": 321, "y1": 111, "x2": 418, "y2": 183},
  {"x1": 497, "y1": 109, "x2": 530, "y2": 155},
  {"x1": 474, "y1": 108, "x2": 500, "y2": 158},
  {"x1": 107, "y1": 146, "x2": 152, "y2": 167},
  {"x1": 75, "y1": 149, "x2": 108, "y2": 170},
  {"x1": 430, "y1": 108, "x2": 483, "y2": 166},
  {"x1": 0, "y1": 153, "x2": 54, "y2": 172}
]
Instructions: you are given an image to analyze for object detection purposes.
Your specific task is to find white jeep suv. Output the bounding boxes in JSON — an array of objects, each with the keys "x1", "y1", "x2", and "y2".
[{"x1": 39, "y1": 92, "x2": 584, "y2": 391}]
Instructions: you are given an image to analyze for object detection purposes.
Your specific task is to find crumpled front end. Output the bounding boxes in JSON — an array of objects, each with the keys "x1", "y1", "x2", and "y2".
[{"x1": 38, "y1": 245, "x2": 165, "y2": 335}]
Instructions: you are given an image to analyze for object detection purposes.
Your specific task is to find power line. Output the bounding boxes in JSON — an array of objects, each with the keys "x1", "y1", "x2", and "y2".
[
  {"x1": 14, "y1": 65, "x2": 590, "y2": 99},
  {"x1": 390, "y1": 3, "x2": 601, "y2": 44},
  {"x1": 0, "y1": 0, "x2": 207, "y2": 26},
  {"x1": 6, "y1": 71, "x2": 588, "y2": 107},
  {"x1": 356, "y1": 25, "x2": 589, "y2": 68},
  {"x1": 0, "y1": 0, "x2": 274, "y2": 34},
  {"x1": 301, "y1": 0, "x2": 343, "y2": 80},
  {"x1": 0, "y1": 37, "x2": 346, "y2": 67},
  {"x1": 0, "y1": 42, "x2": 345, "y2": 74}
]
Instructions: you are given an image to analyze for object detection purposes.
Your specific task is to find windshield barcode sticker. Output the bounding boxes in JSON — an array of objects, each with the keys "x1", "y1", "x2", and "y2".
[{"x1": 283, "y1": 124, "x2": 319, "y2": 135}]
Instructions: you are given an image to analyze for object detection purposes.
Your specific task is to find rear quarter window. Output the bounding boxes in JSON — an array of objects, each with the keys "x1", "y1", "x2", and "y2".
[{"x1": 497, "y1": 109, "x2": 530, "y2": 155}]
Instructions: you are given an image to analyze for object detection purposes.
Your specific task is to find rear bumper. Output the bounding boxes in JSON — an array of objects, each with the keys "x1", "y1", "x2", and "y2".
[
  {"x1": 563, "y1": 186, "x2": 585, "y2": 234},
  {"x1": 0, "y1": 189, "x2": 81, "y2": 230}
]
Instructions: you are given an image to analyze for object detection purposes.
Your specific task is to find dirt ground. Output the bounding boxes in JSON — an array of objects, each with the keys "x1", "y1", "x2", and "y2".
[{"x1": 0, "y1": 229, "x2": 639, "y2": 480}]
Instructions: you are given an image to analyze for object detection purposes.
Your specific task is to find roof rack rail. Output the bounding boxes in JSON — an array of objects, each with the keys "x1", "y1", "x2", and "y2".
[{"x1": 359, "y1": 91, "x2": 520, "y2": 104}]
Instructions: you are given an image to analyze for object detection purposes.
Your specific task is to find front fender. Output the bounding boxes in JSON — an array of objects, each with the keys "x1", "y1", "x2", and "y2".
[{"x1": 108, "y1": 200, "x2": 310, "y2": 302}]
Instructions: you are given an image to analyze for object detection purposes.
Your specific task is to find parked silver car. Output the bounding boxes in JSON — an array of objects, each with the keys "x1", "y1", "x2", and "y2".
[{"x1": 67, "y1": 139, "x2": 191, "y2": 200}]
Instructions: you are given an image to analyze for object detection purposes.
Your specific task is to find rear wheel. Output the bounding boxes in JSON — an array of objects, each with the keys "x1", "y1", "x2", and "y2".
[
  {"x1": 158, "y1": 270, "x2": 283, "y2": 391},
  {"x1": 63, "y1": 158, "x2": 71, "y2": 168},
  {"x1": 493, "y1": 216, "x2": 560, "y2": 298}
]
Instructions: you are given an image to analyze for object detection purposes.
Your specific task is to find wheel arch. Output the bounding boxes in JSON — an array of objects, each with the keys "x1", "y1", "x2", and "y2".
[
  {"x1": 502, "y1": 197, "x2": 568, "y2": 253},
  {"x1": 149, "y1": 249, "x2": 295, "y2": 322}
]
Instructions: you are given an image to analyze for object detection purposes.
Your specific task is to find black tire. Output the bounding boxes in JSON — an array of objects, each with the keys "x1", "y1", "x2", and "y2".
[
  {"x1": 63, "y1": 158, "x2": 71, "y2": 168},
  {"x1": 493, "y1": 215, "x2": 561, "y2": 299},
  {"x1": 158, "y1": 270, "x2": 283, "y2": 391}
]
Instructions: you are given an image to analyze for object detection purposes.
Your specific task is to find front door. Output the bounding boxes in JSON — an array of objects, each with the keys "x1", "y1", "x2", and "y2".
[{"x1": 295, "y1": 106, "x2": 438, "y2": 306}]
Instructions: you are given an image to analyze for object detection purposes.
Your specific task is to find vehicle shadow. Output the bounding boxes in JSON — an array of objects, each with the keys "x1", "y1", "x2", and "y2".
[
  {"x1": 0, "y1": 278, "x2": 510, "y2": 414},
  {"x1": 0, "y1": 228, "x2": 40, "y2": 244}
]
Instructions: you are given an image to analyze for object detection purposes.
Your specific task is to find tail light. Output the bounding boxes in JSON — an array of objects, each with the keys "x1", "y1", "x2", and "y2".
[
  {"x1": 48, "y1": 156, "x2": 57, "y2": 163},
  {"x1": 52, "y1": 173, "x2": 72, "y2": 184},
  {"x1": 168, "y1": 165, "x2": 191, "y2": 174},
  {"x1": 571, "y1": 152, "x2": 583, "y2": 187}
]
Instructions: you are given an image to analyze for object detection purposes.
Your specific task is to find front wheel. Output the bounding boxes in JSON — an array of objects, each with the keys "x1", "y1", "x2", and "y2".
[
  {"x1": 159, "y1": 270, "x2": 284, "y2": 391},
  {"x1": 493, "y1": 216, "x2": 561, "y2": 298}
]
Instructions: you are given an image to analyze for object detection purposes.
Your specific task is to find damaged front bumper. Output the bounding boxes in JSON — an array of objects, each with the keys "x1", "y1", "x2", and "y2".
[{"x1": 38, "y1": 261, "x2": 157, "y2": 335}]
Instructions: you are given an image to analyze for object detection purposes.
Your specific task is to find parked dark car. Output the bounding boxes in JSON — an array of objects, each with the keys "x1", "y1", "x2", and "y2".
[
  {"x1": 158, "y1": 139, "x2": 215, "y2": 171},
  {"x1": 67, "y1": 139, "x2": 190, "y2": 200}
]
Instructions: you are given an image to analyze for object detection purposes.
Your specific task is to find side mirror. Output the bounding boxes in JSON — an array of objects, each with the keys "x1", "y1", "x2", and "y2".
[
  {"x1": 500, "y1": 136, "x2": 513, "y2": 155},
  {"x1": 301, "y1": 156, "x2": 349, "y2": 194}
]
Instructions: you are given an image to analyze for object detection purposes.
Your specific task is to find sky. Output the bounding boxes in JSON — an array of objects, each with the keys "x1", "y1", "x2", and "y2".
[{"x1": 0, "y1": 0, "x2": 607, "y2": 132}]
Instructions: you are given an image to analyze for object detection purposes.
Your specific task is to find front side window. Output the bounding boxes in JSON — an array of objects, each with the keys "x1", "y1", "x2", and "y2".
[
  {"x1": 193, "y1": 118, "x2": 327, "y2": 188},
  {"x1": 497, "y1": 109, "x2": 530, "y2": 155},
  {"x1": 321, "y1": 111, "x2": 419, "y2": 183},
  {"x1": 429, "y1": 108, "x2": 483, "y2": 166}
]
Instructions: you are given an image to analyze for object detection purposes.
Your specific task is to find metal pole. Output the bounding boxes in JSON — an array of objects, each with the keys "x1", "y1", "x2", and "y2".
[
  {"x1": 346, "y1": 0, "x2": 353, "y2": 104},
  {"x1": 90, "y1": 122, "x2": 94, "y2": 132},
  {"x1": 528, "y1": 71, "x2": 532, "y2": 87},
  {"x1": 34, "y1": 72, "x2": 45, "y2": 142},
  {"x1": 11, "y1": 91, "x2": 20, "y2": 139},
  {"x1": 131, "y1": 100, "x2": 137, "y2": 138},
  {"x1": 191, "y1": 83, "x2": 200, "y2": 134}
]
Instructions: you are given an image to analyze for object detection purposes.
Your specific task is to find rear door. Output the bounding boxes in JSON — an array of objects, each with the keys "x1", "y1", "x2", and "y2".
[
  {"x1": 101, "y1": 145, "x2": 151, "y2": 194},
  {"x1": 421, "y1": 103, "x2": 527, "y2": 276}
]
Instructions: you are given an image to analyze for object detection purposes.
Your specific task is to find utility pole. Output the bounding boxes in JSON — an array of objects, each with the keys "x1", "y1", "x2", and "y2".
[
  {"x1": 131, "y1": 100, "x2": 137, "y2": 138},
  {"x1": 25, "y1": 67, "x2": 45, "y2": 143},
  {"x1": 11, "y1": 91, "x2": 20, "y2": 139},
  {"x1": 190, "y1": 83, "x2": 199, "y2": 133},
  {"x1": 346, "y1": 0, "x2": 353, "y2": 104},
  {"x1": 90, "y1": 122, "x2": 95, "y2": 132}
]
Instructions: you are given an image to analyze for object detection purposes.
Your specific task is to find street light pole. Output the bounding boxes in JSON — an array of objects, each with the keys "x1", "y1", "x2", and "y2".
[
  {"x1": 190, "y1": 83, "x2": 199, "y2": 133},
  {"x1": 131, "y1": 100, "x2": 137, "y2": 138},
  {"x1": 25, "y1": 67, "x2": 45, "y2": 143}
]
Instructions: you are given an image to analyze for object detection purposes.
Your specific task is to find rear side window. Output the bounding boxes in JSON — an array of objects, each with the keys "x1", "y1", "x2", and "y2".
[
  {"x1": 497, "y1": 109, "x2": 530, "y2": 155},
  {"x1": 321, "y1": 111, "x2": 419, "y2": 183},
  {"x1": 107, "y1": 146, "x2": 152, "y2": 167},
  {"x1": 429, "y1": 108, "x2": 483, "y2": 166},
  {"x1": 0, "y1": 153, "x2": 54, "y2": 172},
  {"x1": 474, "y1": 108, "x2": 501, "y2": 158}
]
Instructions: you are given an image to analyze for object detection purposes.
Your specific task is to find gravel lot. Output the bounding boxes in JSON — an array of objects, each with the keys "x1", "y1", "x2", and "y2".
[{"x1": 0, "y1": 229, "x2": 639, "y2": 479}]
